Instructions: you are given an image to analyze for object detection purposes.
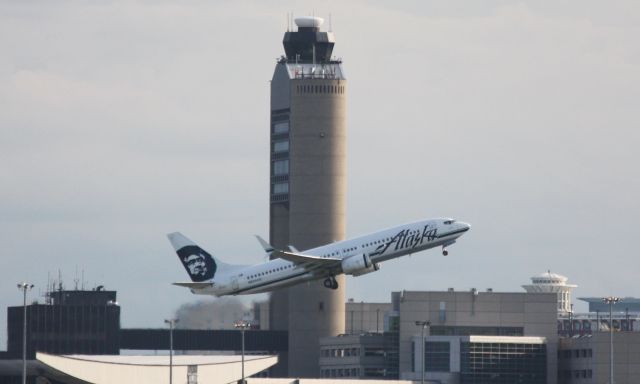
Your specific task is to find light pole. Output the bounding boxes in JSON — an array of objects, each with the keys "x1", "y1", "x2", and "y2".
[
  {"x1": 164, "y1": 319, "x2": 179, "y2": 384},
  {"x1": 569, "y1": 303, "x2": 574, "y2": 337},
  {"x1": 234, "y1": 321, "x2": 251, "y2": 384},
  {"x1": 415, "y1": 321, "x2": 430, "y2": 384},
  {"x1": 17, "y1": 282, "x2": 33, "y2": 384},
  {"x1": 603, "y1": 297, "x2": 620, "y2": 384}
]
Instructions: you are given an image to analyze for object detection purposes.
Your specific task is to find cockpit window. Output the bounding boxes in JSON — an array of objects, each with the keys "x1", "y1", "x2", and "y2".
[{"x1": 443, "y1": 220, "x2": 455, "y2": 225}]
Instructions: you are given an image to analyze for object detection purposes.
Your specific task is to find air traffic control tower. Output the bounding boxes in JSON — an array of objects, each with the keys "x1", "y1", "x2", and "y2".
[{"x1": 269, "y1": 16, "x2": 347, "y2": 377}]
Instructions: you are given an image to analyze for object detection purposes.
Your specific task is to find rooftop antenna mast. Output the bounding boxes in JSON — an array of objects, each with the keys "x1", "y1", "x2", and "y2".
[
  {"x1": 46, "y1": 272, "x2": 51, "y2": 304},
  {"x1": 329, "y1": 13, "x2": 332, "y2": 32},
  {"x1": 74, "y1": 265, "x2": 79, "y2": 290}
]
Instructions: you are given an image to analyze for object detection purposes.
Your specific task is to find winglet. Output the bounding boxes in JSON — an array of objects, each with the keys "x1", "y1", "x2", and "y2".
[
  {"x1": 288, "y1": 245, "x2": 300, "y2": 253},
  {"x1": 255, "y1": 235, "x2": 275, "y2": 254}
]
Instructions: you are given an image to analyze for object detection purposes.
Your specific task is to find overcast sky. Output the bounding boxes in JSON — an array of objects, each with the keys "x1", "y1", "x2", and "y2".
[{"x1": 1, "y1": 1, "x2": 639, "y2": 349}]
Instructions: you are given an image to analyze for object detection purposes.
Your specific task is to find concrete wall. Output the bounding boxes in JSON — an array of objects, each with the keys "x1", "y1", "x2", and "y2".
[
  {"x1": 269, "y1": 63, "x2": 348, "y2": 377},
  {"x1": 269, "y1": 63, "x2": 293, "y2": 335},
  {"x1": 286, "y1": 77, "x2": 347, "y2": 377},
  {"x1": 345, "y1": 302, "x2": 392, "y2": 334}
]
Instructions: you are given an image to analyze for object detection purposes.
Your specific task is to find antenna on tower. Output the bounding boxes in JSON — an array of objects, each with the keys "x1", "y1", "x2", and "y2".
[
  {"x1": 46, "y1": 272, "x2": 51, "y2": 304},
  {"x1": 286, "y1": 12, "x2": 289, "y2": 32},
  {"x1": 329, "y1": 13, "x2": 332, "y2": 32}
]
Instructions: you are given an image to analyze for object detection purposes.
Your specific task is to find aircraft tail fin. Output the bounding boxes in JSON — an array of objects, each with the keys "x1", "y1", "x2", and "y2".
[{"x1": 167, "y1": 232, "x2": 236, "y2": 282}]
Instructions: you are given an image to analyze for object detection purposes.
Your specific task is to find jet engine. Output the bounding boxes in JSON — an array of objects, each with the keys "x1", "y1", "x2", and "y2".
[{"x1": 341, "y1": 254, "x2": 380, "y2": 276}]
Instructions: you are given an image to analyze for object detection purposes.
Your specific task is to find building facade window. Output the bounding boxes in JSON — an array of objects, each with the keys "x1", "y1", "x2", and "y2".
[
  {"x1": 273, "y1": 140, "x2": 289, "y2": 153},
  {"x1": 273, "y1": 160, "x2": 289, "y2": 176},
  {"x1": 430, "y1": 326, "x2": 524, "y2": 337},
  {"x1": 273, "y1": 183, "x2": 288, "y2": 194},
  {"x1": 460, "y1": 342, "x2": 546, "y2": 384},
  {"x1": 273, "y1": 122, "x2": 289, "y2": 134},
  {"x1": 425, "y1": 341, "x2": 450, "y2": 372}
]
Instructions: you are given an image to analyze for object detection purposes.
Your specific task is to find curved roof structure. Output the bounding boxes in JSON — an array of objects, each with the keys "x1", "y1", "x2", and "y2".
[
  {"x1": 524, "y1": 270, "x2": 577, "y2": 288},
  {"x1": 36, "y1": 352, "x2": 278, "y2": 384},
  {"x1": 531, "y1": 271, "x2": 570, "y2": 284}
]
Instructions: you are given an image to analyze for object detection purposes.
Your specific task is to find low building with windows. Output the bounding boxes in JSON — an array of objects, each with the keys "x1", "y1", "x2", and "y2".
[
  {"x1": 399, "y1": 290, "x2": 558, "y2": 383},
  {"x1": 558, "y1": 332, "x2": 640, "y2": 384},
  {"x1": 320, "y1": 290, "x2": 558, "y2": 383},
  {"x1": 409, "y1": 335, "x2": 547, "y2": 384},
  {"x1": 319, "y1": 332, "x2": 398, "y2": 379}
]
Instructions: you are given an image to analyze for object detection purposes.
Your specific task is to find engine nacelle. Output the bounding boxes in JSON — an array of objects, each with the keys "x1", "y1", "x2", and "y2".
[{"x1": 341, "y1": 254, "x2": 380, "y2": 277}]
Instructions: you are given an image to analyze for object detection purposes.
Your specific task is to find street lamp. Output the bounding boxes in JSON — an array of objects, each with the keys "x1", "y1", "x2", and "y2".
[
  {"x1": 603, "y1": 297, "x2": 620, "y2": 384},
  {"x1": 17, "y1": 282, "x2": 33, "y2": 384},
  {"x1": 415, "y1": 321, "x2": 430, "y2": 384},
  {"x1": 234, "y1": 321, "x2": 251, "y2": 384},
  {"x1": 164, "y1": 319, "x2": 179, "y2": 384}
]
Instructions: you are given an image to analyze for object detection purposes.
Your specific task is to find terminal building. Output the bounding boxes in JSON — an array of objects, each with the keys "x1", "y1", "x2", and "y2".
[
  {"x1": 4, "y1": 271, "x2": 640, "y2": 383},
  {"x1": 5, "y1": 287, "x2": 120, "y2": 359},
  {"x1": 557, "y1": 296, "x2": 640, "y2": 384},
  {"x1": 320, "y1": 273, "x2": 640, "y2": 384},
  {"x1": 320, "y1": 289, "x2": 558, "y2": 384}
]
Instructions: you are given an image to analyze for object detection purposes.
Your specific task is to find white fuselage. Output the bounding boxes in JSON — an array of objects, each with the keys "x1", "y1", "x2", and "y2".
[{"x1": 190, "y1": 218, "x2": 469, "y2": 296}]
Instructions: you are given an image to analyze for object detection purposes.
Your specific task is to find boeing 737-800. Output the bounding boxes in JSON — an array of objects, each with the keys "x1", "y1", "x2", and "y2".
[{"x1": 168, "y1": 218, "x2": 470, "y2": 297}]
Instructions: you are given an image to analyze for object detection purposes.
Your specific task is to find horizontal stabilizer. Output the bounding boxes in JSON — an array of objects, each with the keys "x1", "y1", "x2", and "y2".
[{"x1": 173, "y1": 282, "x2": 214, "y2": 289}]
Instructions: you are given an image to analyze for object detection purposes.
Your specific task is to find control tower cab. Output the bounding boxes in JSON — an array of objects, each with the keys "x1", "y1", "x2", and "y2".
[{"x1": 283, "y1": 17, "x2": 335, "y2": 63}]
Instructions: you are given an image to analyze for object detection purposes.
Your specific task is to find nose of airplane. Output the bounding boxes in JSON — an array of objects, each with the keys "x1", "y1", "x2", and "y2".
[{"x1": 459, "y1": 222, "x2": 471, "y2": 232}]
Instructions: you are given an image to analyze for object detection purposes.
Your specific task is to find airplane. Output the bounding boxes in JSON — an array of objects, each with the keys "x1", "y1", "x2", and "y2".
[{"x1": 168, "y1": 218, "x2": 470, "y2": 297}]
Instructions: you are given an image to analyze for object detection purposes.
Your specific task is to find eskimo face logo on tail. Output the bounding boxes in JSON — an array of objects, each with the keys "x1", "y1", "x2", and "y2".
[{"x1": 176, "y1": 245, "x2": 216, "y2": 282}]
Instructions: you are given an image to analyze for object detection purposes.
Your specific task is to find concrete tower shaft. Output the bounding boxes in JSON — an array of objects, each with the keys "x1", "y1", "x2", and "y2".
[{"x1": 269, "y1": 16, "x2": 346, "y2": 377}]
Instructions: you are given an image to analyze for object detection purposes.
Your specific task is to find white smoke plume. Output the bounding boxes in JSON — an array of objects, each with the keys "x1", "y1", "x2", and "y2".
[{"x1": 174, "y1": 297, "x2": 249, "y2": 330}]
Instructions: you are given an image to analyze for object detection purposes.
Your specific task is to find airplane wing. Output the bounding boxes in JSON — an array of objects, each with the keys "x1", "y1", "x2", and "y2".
[
  {"x1": 272, "y1": 249, "x2": 341, "y2": 264},
  {"x1": 173, "y1": 282, "x2": 214, "y2": 289}
]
